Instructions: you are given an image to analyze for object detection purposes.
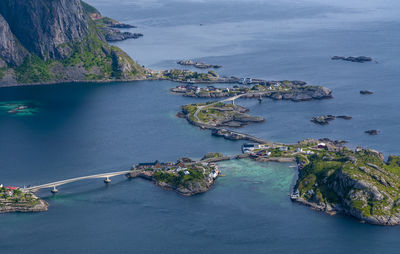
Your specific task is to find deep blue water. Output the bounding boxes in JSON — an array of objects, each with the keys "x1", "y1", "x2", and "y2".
[{"x1": 1, "y1": 0, "x2": 400, "y2": 253}]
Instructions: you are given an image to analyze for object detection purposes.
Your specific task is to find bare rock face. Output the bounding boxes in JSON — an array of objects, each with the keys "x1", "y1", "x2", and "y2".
[
  {"x1": 0, "y1": 14, "x2": 28, "y2": 66},
  {"x1": 0, "y1": 0, "x2": 89, "y2": 61}
]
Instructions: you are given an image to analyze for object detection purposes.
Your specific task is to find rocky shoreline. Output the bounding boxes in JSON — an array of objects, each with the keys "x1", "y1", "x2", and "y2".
[
  {"x1": 0, "y1": 189, "x2": 48, "y2": 213},
  {"x1": 0, "y1": 199, "x2": 48, "y2": 213},
  {"x1": 171, "y1": 81, "x2": 332, "y2": 102}
]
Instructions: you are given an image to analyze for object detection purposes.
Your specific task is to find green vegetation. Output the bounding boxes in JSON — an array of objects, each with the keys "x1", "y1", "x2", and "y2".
[
  {"x1": 12, "y1": 24, "x2": 143, "y2": 84},
  {"x1": 202, "y1": 152, "x2": 224, "y2": 160},
  {"x1": 16, "y1": 55, "x2": 54, "y2": 83},
  {"x1": 153, "y1": 166, "x2": 210, "y2": 188},
  {"x1": 182, "y1": 102, "x2": 254, "y2": 127},
  {"x1": 0, "y1": 67, "x2": 6, "y2": 80}
]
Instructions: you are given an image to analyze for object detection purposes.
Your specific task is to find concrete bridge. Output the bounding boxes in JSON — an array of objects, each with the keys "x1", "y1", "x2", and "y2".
[
  {"x1": 24, "y1": 170, "x2": 132, "y2": 193},
  {"x1": 220, "y1": 93, "x2": 247, "y2": 105}
]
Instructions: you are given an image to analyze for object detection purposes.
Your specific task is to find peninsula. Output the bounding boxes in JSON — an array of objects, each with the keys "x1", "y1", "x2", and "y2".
[
  {"x1": 178, "y1": 100, "x2": 267, "y2": 143},
  {"x1": 230, "y1": 138, "x2": 400, "y2": 226}
]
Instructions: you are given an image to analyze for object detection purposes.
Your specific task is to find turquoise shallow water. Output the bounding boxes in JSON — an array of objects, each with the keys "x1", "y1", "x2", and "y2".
[{"x1": 1, "y1": 0, "x2": 400, "y2": 253}]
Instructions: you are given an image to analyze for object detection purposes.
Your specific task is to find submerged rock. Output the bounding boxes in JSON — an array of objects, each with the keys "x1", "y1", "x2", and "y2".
[
  {"x1": 331, "y1": 56, "x2": 373, "y2": 63},
  {"x1": 365, "y1": 130, "x2": 379, "y2": 135},
  {"x1": 360, "y1": 90, "x2": 374, "y2": 95}
]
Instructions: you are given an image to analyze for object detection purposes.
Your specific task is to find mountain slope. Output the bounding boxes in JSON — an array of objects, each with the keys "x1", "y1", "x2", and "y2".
[{"x1": 0, "y1": 0, "x2": 145, "y2": 86}]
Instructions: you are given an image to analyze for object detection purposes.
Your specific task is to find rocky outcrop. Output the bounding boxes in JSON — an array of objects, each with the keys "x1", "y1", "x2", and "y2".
[
  {"x1": 311, "y1": 115, "x2": 352, "y2": 125},
  {"x1": 332, "y1": 56, "x2": 373, "y2": 63},
  {"x1": 0, "y1": 14, "x2": 28, "y2": 66},
  {"x1": 360, "y1": 90, "x2": 374, "y2": 95},
  {"x1": 105, "y1": 30, "x2": 143, "y2": 42},
  {"x1": 365, "y1": 130, "x2": 379, "y2": 135}
]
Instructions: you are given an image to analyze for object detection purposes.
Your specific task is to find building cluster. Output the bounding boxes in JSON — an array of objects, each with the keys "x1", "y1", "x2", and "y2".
[
  {"x1": 0, "y1": 184, "x2": 19, "y2": 197},
  {"x1": 240, "y1": 142, "x2": 335, "y2": 158}
]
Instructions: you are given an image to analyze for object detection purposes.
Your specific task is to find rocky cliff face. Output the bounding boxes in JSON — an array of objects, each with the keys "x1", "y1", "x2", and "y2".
[
  {"x1": 0, "y1": 14, "x2": 28, "y2": 67},
  {"x1": 0, "y1": 0, "x2": 89, "y2": 61}
]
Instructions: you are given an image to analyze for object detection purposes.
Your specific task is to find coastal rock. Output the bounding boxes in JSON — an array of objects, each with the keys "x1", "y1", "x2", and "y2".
[
  {"x1": 109, "y1": 23, "x2": 137, "y2": 29},
  {"x1": 232, "y1": 114, "x2": 265, "y2": 123},
  {"x1": 336, "y1": 115, "x2": 352, "y2": 120},
  {"x1": 311, "y1": 115, "x2": 336, "y2": 125},
  {"x1": 360, "y1": 90, "x2": 374, "y2": 95},
  {"x1": 105, "y1": 29, "x2": 143, "y2": 42},
  {"x1": 311, "y1": 115, "x2": 352, "y2": 125}
]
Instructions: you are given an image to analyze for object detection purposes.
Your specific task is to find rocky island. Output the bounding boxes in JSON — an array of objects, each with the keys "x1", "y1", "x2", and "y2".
[
  {"x1": 180, "y1": 102, "x2": 264, "y2": 128},
  {"x1": 331, "y1": 56, "x2": 373, "y2": 63},
  {"x1": 177, "y1": 60, "x2": 222, "y2": 69},
  {"x1": 311, "y1": 115, "x2": 352, "y2": 125},
  {"x1": 365, "y1": 130, "x2": 379, "y2": 135},
  {"x1": 0, "y1": 186, "x2": 48, "y2": 213},
  {"x1": 171, "y1": 80, "x2": 332, "y2": 102},
  {"x1": 178, "y1": 101, "x2": 267, "y2": 143},
  {"x1": 127, "y1": 159, "x2": 220, "y2": 196}
]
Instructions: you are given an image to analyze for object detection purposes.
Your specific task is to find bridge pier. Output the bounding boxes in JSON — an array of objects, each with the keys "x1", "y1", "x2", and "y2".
[
  {"x1": 51, "y1": 186, "x2": 58, "y2": 194},
  {"x1": 232, "y1": 99, "x2": 235, "y2": 105},
  {"x1": 104, "y1": 177, "x2": 111, "y2": 184}
]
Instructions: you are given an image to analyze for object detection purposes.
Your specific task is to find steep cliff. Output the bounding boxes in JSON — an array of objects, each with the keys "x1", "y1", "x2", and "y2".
[
  {"x1": 0, "y1": 14, "x2": 28, "y2": 67},
  {"x1": 0, "y1": 0, "x2": 144, "y2": 86}
]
